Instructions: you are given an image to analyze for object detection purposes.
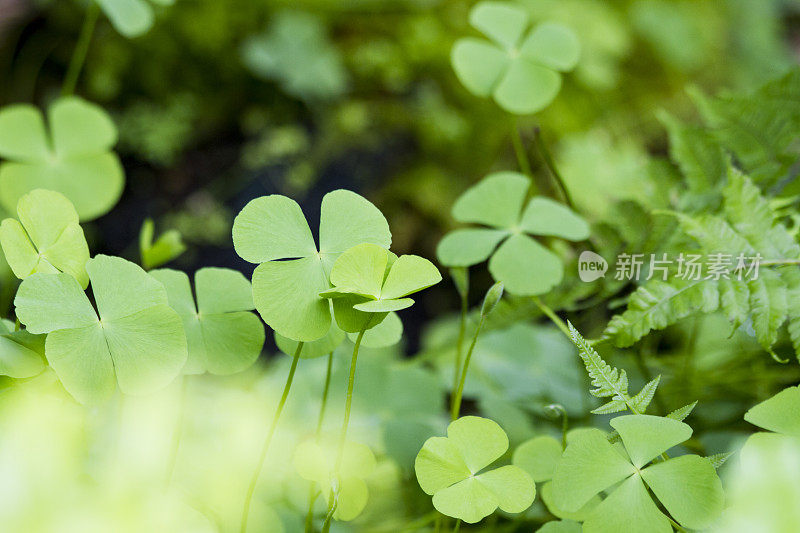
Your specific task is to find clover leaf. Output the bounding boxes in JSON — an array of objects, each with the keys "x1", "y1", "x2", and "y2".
[
  {"x1": 232, "y1": 190, "x2": 391, "y2": 342},
  {"x1": 293, "y1": 437, "x2": 376, "y2": 521},
  {"x1": 149, "y1": 267, "x2": 265, "y2": 375},
  {"x1": 241, "y1": 11, "x2": 349, "y2": 102},
  {"x1": 0, "y1": 189, "x2": 90, "y2": 288},
  {"x1": 95, "y1": 0, "x2": 175, "y2": 38},
  {"x1": 537, "y1": 521, "x2": 582, "y2": 533},
  {"x1": 552, "y1": 415, "x2": 724, "y2": 533},
  {"x1": 451, "y1": 1, "x2": 580, "y2": 114},
  {"x1": 0, "y1": 319, "x2": 46, "y2": 378},
  {"x1": 437, "y1": 172, "x2": 589, "y2": 295},
  {"x1": 320, "y1": 243, "x2": 441, "y2": 333},
  {"x1": 744, "y1": 385, "x2": 800, "y2": 437},
  {"x1": 513, "y1": 434, "x2": 600, "y2": 521},
  {"x1": 14, "y1": 255, "x2": 187, "y2": 404},
  {"x1": 0, "y1": 97, "x2": 124, "y2": 221},
  {"x1": 415, "y1": 416, "x2": 535, "y2": 523}
]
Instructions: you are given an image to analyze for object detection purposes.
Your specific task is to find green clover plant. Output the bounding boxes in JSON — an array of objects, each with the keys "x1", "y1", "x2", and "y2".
[
  {"x1": 0, "y1": 189, "x2": 90, "y2": 288},
  {"x1": 140, "y1": 218, "x2": 186, "y2": 271},
  {"x1": 438, "y1": 172, "x2": 589, "y2": 295},
  {"x1": 0, "y1": 97, "x2": 124, "y2": 220},
  {"x1": 293, "y1": 437, "x2": 376, "y2": 522},
  {"x1": 149, "y1": 268, "x2": 265, "y2": 375},
  {"x1": 96, "y1": 0, "x2": 175, "y2": 38},
  {"x1": 452, "y1": 1, "x2": 580, "y2": 114},
  {"x1": 14, "y1": 255, "x2": 187, "y2": 404},
  {"x1": 744, "y1": 385, "x2": 800, "y2": 438},
  {"x1": 415, "y1": 416, "x2": 535, "y2": 523},
  {"x1": 513, "y1": 434, "x2": 600, "y2": 522},
  {"x1": 0, "y1": 319, "x2": 46, "y2": 379},
  {"x1": 232, "y1": 190, "x2": 391, "y2": 342},
  {"x1": 552, "y1": 415, "x2": 724, "y2": 533},
  {"x1": 320, "y1": 243, "x2": 441, "y2": 333}
]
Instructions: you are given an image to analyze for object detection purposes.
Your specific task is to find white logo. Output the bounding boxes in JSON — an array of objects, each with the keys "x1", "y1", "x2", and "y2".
[{"x1": 578, "y1": 251, "x2": 608, "y2": 282}]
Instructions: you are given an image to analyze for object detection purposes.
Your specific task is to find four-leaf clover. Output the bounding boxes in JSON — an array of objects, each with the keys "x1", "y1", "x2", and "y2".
[
  {"x1": 232, "y1": 190, "x2": 391, "y2": 342},
  {"x1": 14, "y1": 255, "x2": 187, "y2": 404},
  {"x1": 0, "y1": 189, "x2": 90, "y2": 288},
  {"x1": 437, "y1": 172, "x2": 589, "y2": 295},
  {"x1": 293, "y1": 437, "x2": 377, "y2": 521},
  {"x1": 451, "y1": 1, "x2": 580, "y2": 114},
  {"x1": 0, "y1": 97, "x2": 124, "y2": 220},
  {"x1": 320, "y1": 243, "x2": 441, "y2": 333},
  {"x1": 552, "y1": 415, "x2": 724, "y2": 533},
  {"x1": 150, "y1": 267, "x2": 265, "y2": 375},
  {"x1": 415, "y1": 416, "x2": 535, "y2": 523}
]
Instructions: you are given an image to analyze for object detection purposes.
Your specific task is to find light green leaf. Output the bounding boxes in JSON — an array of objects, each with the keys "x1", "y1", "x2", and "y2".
[
  {"x1": 468, "y1": 1, "x2": 528, "y2": 50},
  {"x1": 744, "y1": 385, "x2": 800, "y2": 437},
  {"x1": 350, "y1": 311, "x2": 403, "y2": 348},
  {"x1": 541, "y1": 481, "x2": 601, "y2": 521},
  {"x1": 447, "y1": 416, "x2": 508, "y2": 473},
  {"x1": 472, "y1": 465, "x2": 535, "y2": 513},
  {"x1": 641, "y1": 455, "x2": 724, "y2": 530},
  {"x1": 0, "y1": 189, "x2": 89, "y2": 288},
  {"x1": 537, "y1": 520, "x2": 582, "y2": 533},
  {"x1": 380, "y1": 255, "x2": 441, "y2": 300},
  {"x1": 493, "y1": 60, "x2": 561, "y2": 115},
  {"x1": 452, "y1": 172, "x2": 529, "y2": 229},
  {"x1": 512, "y1": 435, "x2": 562, "y2": 482},
  {"x1": 432, "y1": 476, "x2": 499, "y2": 524},
  {"x1": 232, "y1": 195, "x2": 316, "y2": 263},
  {"x1": 331, "y1": 295, "x2": 386, "y2": 333},
  {"x1": 582, "y1": 474, "x2": 671, "y2": 533},
  {"x1": 151, "y1": 268, "x2": 264, "y2": 375},
  {"x1": 518, "y1": 22, "x2": 581, "y2": 71},
  {"x1": 353, "y1": 298, "x2": 414, "y2": 313},
  {"x1": 519, "y1": 197, "x2": 590, "y2": 241},
  {"x1": 0, "y1": 97, "x2": 124, "y2": 220},
  {"x1": 139, "y1": 218, "x2": 185, "y2": 270},
  {"x1": 489, "y1": 233, "x2": 563, "y2": 295},
  {"x1": 95, "y1": 0, "x2": 170, "y2": 38},
  {"x1": 610, "y1": 415, "x2": 692, "y2": 468},
  {"x1": 415, "y1": 436, "x2": 472, "y2": 494},
  {"x1": 551, "y1": 429, "x2": 635, "y2": 512},
  {"x1": 451, "y1": 39, "x2": 509, "y2": 97},
  {"x1": 0, "y1": 326, "x2": 46, "y2": 378},
  {"x1": 436, "y1": 228, "x2": 508, "y2": 267},
  {"x1": 329, "y1": 243, "x2": 388, "y2": 299},
  {"x1": 16, "y1": 255, "x2": 187, "y2": 404}
]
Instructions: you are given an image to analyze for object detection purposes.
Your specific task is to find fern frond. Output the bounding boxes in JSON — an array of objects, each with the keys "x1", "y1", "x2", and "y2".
[
  {"x1": 604, "y1": 279, "x2": 719, "y2": 347},
  {"x1": 630, "y1": 375, "x2": 661, "y2": 413},
  {"x1": 568, "y1": 322, "x2": 638, "y2": 413},
  {"x1": 659, "y1": 111, "x2": 726, "y2": 198},
  {"x1": 667, "y1": 401, "x2": 698, "y2": 422},
  {"x1": 591, "y1": 400, "x2": 628, "y2": 415},
  {"x1": 707, "y1": 452, "x2": 735, "y2": 470}
]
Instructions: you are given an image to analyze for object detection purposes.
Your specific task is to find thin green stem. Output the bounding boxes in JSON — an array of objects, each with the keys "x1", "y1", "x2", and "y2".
[
  {"x1": 450, "y1": 293, "x2": 468, "y2": 415},
  {"x1": 323, "y1": 325, "x2": 368, "y2": 528},
  {"x1": 14, "y1": 317, "x2": 20, "y2": 332},
  {"x1": 62, "y1": 1, "x2": 100, "y2": 96},
  {"x1": 320, "y1": 499, "x2": 337, "y2": 533},
  {"x1": 452, "y1": 520, "x2": 462, "y2": 533},
  {"x1": 559, "y1": 409, "x2": 568, "y2": 450},
  {"x1": 240, "y1": 341, "x2": 304, "y2": 533},
  {"x1": 510, "y1": 119, "x2": 533, "y2": 177},
  {"x1": 532, "y1": 126, "x2": 574, "y2": 209},
  {"x1": 531, "y1": 296, "x2": 571, "y2": 338},
  {"x1": 305, "y1": 352, "x2": 335, "y2": 533},
  {"x1": 451, "y1": 315, "x2": 486, "y2": 420},
  {"x1": 165, "y1": 375, "x2": 188, "y2": 484}
]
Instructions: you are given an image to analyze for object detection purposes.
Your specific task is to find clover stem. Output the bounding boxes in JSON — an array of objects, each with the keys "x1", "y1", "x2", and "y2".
[
  {"x1": 452, "y1": 519, "x2": 462, "y2": 533},
  {"x1": 240, "y1": 341, "x2": 304, "y2": 533},
  {"x1": 14, "y1": 317, "x2": 20, "y2": 332},
  {"x1": 165, "y1": 375, "x2": 188, "y2": 484},
  {"x1": 451, "y1": 314, "x2": 486, "y2": 420},
  {"x1": 668, "y1": 516, "x2": 688, "y2": 532},
  {"x1": 304, "y1": 352, "x2": 335, "y2": 533},
  {"x1": 532, "y1": 126, "x2": 574, "y2": 209},
  {"x1": 335, "y1": 326, "x2": 367, "y2": 469},
  {"x1": 510, "y1": 119, "x2": 533, "y2": 177},
  {"x1": 320, "y1": 498, "x2": 338, "y2": 533},
  {"x1": 450, "y1": 291, "x2": 469, "y2": 415},
  {"x1": 62, "y1": 1, "x2": 100, "y2": 96},
  {"x1": 531, "y1": 296, "x2": 571, "y2": 339}
]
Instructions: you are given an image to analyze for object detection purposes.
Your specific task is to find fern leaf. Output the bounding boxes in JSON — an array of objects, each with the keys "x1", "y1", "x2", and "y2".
[
  {"x1": 659, "y1": 111, "x2": 726, "y2": 195},
  {"x1": 604, "y1": 279, "x2": 719, "y2": 347},
  {"x1": 718, "y1": 278, "x2": 750, "y2": 328},
  {"x1": 707, "y1": 451, "x2": 735, "y2": 470},
  {"x1": 748, "y1": 269, "x2": 788, "y2": 351},
  {"x1": 630, "y1": 375, "x2": 661, "y2": 413},
  {"x1": 667, "y1": 401, "x2": 698, "y2": 422},
  {"x1": 568, "y1": 322, "x2": 632, "y2": 409},
  {"x1": 591, "y1": 400, "x2": 629, "y2": 415}
]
